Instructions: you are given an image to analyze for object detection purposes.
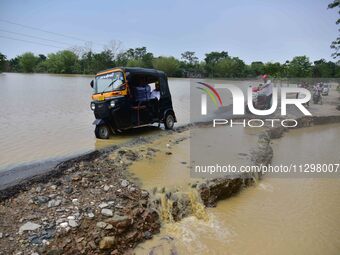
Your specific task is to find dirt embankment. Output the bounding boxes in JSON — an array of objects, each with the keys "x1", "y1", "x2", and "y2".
[{"x1": 0, "y1": 127, "x2": 193, "y2": 255}]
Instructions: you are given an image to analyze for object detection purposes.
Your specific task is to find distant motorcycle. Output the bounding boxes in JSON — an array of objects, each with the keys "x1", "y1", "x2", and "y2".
[{"x1": 322, "y1": 84, "x2": 329, "y2": 96}]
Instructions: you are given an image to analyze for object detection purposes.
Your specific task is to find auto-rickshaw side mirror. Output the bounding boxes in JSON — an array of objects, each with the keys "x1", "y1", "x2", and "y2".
[{"x1": 90, "y1": 80, "x2": 94, "y2": 88}]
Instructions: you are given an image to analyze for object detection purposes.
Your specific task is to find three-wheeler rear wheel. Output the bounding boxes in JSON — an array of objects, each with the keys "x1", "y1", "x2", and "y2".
[
  {"x1": 95, "y1": 124, "x2": 111, "y2": 139},
  {"x1": 164, "y1": 112, "x2": 175, "y2": 130}
]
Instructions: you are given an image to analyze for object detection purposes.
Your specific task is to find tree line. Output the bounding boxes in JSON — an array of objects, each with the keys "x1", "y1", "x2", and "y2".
[{"x1": 0, "y1": 47, "x2": 339, "y2": 78}]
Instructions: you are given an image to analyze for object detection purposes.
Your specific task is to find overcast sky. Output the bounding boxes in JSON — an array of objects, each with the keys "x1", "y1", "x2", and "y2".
[{"x1": 0, "y1": 0, "x2": 338, "y2": 63}]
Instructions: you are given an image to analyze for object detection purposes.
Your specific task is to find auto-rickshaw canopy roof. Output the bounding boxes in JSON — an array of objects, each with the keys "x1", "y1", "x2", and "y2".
[
  {"x1": 95, "y1": 67, "x2": 170, "y2": 96},
  {"x1": 96, "y1": 67, "x2": 166, "y2": 79}
]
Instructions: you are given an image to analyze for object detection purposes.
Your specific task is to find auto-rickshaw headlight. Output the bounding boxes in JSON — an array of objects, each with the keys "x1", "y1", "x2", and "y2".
[
  {"x1": 110, "y1": 100, "x2": 115, "y2": 108},
  {"x1": 90, "y1": 102, "x2": 95, "y2": 110}
]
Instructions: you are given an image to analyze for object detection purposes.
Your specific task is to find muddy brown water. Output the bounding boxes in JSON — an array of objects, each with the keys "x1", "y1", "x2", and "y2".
[
  {"x1": 0, "y1": 74, "x2": 190, "y2": 172},
  {"x1": 133, "y1": 124, "x2": 340, "y2": 255},
  {"x1": 0, "y1": 73, "x2": 301, "y2": 173}
]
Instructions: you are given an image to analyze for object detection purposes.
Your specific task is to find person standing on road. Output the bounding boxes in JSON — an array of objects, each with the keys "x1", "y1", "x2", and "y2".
[{"x1": 260, "y1": 74, "x2": 273, "y2": 109}]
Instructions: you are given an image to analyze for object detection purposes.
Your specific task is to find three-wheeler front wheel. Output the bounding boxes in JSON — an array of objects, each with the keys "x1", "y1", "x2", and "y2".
[{"x1": 95, "y1": 124, "x2": 111, "y2": 139}]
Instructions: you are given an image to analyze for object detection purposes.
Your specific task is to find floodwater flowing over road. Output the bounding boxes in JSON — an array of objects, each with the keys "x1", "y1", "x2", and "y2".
[
  {"x1": 0, "y1": 73, "x2": 308, "y2": 174},
  {"x1": 0, "y1": 73, "x2": 189, "y2": 172},
  {"x1": 133, "y1": 124, "x2": 340, "y2": 255}
]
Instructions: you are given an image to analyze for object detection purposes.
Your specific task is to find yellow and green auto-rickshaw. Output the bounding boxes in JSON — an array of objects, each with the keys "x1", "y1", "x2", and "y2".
[{"x1": 90, "y1": 67, "x2": 177, "y2": 139}]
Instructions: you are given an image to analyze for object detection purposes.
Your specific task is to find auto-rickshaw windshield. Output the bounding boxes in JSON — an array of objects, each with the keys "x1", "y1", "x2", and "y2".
[{"x1": 95, "y1": 71, "x2": 125, "y2": 94}]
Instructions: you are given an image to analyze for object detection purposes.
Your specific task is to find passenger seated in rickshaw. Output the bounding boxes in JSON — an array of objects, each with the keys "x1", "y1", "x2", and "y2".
[
  {"x1": 133, "y1": 77, "x2": 151, "y2": 102},
  {"x1": 149, "y1": 81, "x2": 161, "y2": 117},
  {"x1": 131, "y1": 77, "x2": 160, "y2": 124},
  {"x1": 150, "y1": 81, "x2": 160, "y2": 100}
]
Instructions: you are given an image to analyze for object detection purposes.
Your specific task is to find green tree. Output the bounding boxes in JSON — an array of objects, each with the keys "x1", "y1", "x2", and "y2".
[
  {"x1": 249, "y1": 61, "x2": 265, "y2": 76},
  {"x1": 118, "y1": 47, "x2": 154, "y2": 68},
  {"x1": 181, "y1": 51, "x2": 198, "y2": 65},
  {"x1": 80, "y1": 50, "x2": 114, "y2": 74},
  {"x1": 263, "y1": 62, "x2": 282, "y2": 77},
  {"x1": 33, "y1": 54, "x2": 48, "y2": 73},
  {"x1": 126, "y1": 58, "x2": 145, "y2": 67},
  {"x1": 181, "y1": 51, "x2": 200, "y2": 77},
  {"x1": 152, "y1": 56, "x2": 181, "y2": 77},
  {"x1": 312, "y1": 59, "x2": 336, "y2": 77},
  {"x1": 328, "y1": 0, "x2": 340, "y2": 59},
  {"x1": 45, "y1": 50, "x2": 79, "y2": 74},
  {"x1": 19, "y1": 52, "x2": 39, "y2": 73},
  {"x1": 0, "y1": 53, "x2": 7, "y2": 72},
  {"x1": 9, "y1": 57, "x2": 20, "y2": 72},
  {"x1": 214, "y1": 57, "x2": 246, "y2": 78},
  {"x1": 204, "y1": 51, "x2": 229, "y2": 77},
  {"x1": 286, "y1": 56, "x2": 312, "y2": 77}
]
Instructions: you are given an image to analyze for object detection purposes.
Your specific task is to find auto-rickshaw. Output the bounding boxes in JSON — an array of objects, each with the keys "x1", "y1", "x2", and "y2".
[{"x1": 90, "y1": 67, "x2": 177, "y2": 139}]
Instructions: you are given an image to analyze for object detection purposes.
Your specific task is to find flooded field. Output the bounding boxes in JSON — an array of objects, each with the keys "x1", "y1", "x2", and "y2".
[
  {"x1": 0, "y1": 73, "x2": 189, "y2": 171},
  {"x1": 0, "y1": 72, "x2": 316, "y2": 173},
  {"x1": 133, "y1": 124, "x2": 340, "y2": 255}
]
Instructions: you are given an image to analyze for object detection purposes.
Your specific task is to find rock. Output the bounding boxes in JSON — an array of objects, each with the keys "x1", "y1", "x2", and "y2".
[
  {"x1": 87, "y1": 213, "x2": 95, "y2": 219},
  {"x1": 30, "y1": 227, "x2": 55, "y2": 245},
  {"x1": 103, "y1": 185, "x2": 110, "y2": 192},
  {"x1": 101, "y1": 209, "x2": 113, "y2": 217},
  {"x1": 139, "y1": 199, "x2": 148, "y2": 207},
  {"x1": 48, "y1": 199, "x2": 61, "y2": 208},
  {"x1": 99, "y1": 236, "x2": 116, "y2": 250},
  {"x1": 88, "y1": 240, "x2": 96, "y2": 249},
  {"x1": 165, "y1": 151, "x2": 172, "y2": 155},
  {"x1": 19, "y1": 222, "x2": 41, "y2": 234},
  {"x1": 198, "y1": 178, "x2": 244, "y2": 207},
  {"x1": 50, "y1": 185, "x2": 57, "y2": 190},
  {"x1": 72, "y1": 175, "x2": 81, "y2": 181},
  {"x1": 121, "y1": 180, "x2": 129, "y2": 187},
  {"x1": 64, "y1": 187, "x2": 73, "y2": 194},
  {"x1": 46, "y1": 249, "x2": 63, "y2": 255},
  {"x1": 0, "y1": 232, "x2": 3, "y2": 238},
  {"x1": 32, "y1": 196, "x2": 50, "y2": 205},
  {"x1": 144, "y1": 231, "x2": 152, "y2": 239},
  {"x1": 106, "y1": 214, "x2": 131, "y2": 231},
  {"x1": 68, "y1": 220, "x2": 78, "y2": 228},
  {"x1": 126, "y1": 230, "x2": 139, "y2": 241},
  {"x1": 141, "y1": 190, "x2": 149, "y2": 198},
  {"x1": 76, "y1": 237, "x2": 84, "y2": 243},
  {"x1": 67, "y1": 216, "x2": 75, "y2": 220},
  {"x1": 60, "y1": 222, "x2": 68, "y2": 228},
  {"x1": 96, "y1": 222, "x2": 113, "y2": 230},
  {"x1": 128, "y1": 186, "x2": 136, "y2": 192},
  {"x1": 72, "y1": 199, "x2": 79, "y2": 206},
  {"x1": 105, "y1": 224, "x2": 113, "y2": 230},
  {"x1": 96, "y1": 222, "x2": 107, "y2": 229},
  {"x1": 98, "y1": 202, "x2": 109, "y2": 209},
  {"x1": 35, "y1": 186, "x2": 42, "y2": 193}
]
